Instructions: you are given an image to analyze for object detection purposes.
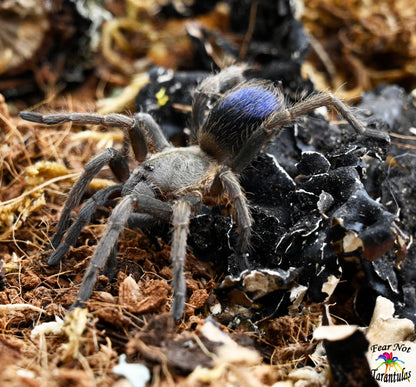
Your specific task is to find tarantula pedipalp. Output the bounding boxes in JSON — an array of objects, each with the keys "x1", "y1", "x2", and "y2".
[{"x1": 20, "y1": 66, "x2": 389, "y2": 320}]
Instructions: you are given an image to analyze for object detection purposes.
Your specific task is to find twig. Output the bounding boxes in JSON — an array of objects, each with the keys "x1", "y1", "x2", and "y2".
[
  {"x1": 0, "y1": 304, "x2": 46, "y2": 314},
  {"x1": 0, "y1": 172, "x2": 80, "y2": 207}
]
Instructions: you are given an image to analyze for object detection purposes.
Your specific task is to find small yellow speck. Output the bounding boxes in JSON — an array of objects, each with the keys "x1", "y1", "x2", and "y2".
[{"x1": 156, "y1": 87, "x2": 169, "y2": 107}]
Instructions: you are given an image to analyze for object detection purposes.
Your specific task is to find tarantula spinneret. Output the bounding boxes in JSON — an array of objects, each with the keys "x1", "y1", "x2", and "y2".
[{"x1": 19, "y1": 66, "x2": 389, "y2": 320}]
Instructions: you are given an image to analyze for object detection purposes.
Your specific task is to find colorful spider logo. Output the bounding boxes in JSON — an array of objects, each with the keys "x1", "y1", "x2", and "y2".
[{"x1": 375, "y1": 352, "x2": 410, "y2": 382}]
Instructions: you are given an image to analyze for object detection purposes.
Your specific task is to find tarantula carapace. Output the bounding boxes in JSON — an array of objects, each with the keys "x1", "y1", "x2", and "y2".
[{"x1": 19, "y1": 66, "x2": 389, "y2": 320}]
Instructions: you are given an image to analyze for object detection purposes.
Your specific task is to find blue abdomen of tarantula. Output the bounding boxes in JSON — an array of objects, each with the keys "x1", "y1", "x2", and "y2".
[{"x1": 199, "y1": 85, "x2": 281, "y2": 160}]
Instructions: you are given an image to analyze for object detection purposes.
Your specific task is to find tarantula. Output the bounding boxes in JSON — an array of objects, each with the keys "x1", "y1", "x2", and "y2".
[{"x1": 20, "y1": 66, "x2": 389, "y2": 320}]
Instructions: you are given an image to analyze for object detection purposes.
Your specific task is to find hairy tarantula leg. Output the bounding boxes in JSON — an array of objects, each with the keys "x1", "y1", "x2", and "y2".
[
  {"x1": 50, "y1": 148, "x2": 129, "y2": 249},
  {"x1": 19, "y1": 111, "x2": 143, "y2": 158},
  {"x1": 213, "y1": 169, "x2": 252, "y2": 268},
  {"x1": 19, "y1": 111, "x2": 135, "y2": 127},
  {"x1": 103, "y1": 244, "x2": 118, "y2": 281},
  {"x1": 269, "y1": 92, "x2": 390, "y2": 142},
  {"x1": 126, "y1": 213, "x2": 158, "y2": 229},
  {"x1": 19, "y1": 110, "x2": 170, "y2": 161},
  {"x1": 230, "y1": 92, "x2": 390, "y2": 173},
  {"x1": 191, "y1": 65, "x2": 246, "y2": 137},
  {"x1": 70, "y1": 195, "x2": 135, "y2": 309},
  {"x1": 134, "y1": 113, "x2": 171, "y2": 152},
  {"x1": 170, "y1": 199, "x2": 192, "y2": 321},
  {"x1": 48, "y1": 184, "x2": 123, "y2": 265},
  {"x1": 230, "y1": 124, "x2": 270, "y2": 173},
  {"x1": 70, "y1": 184, "x2": 173, "y2": 310}
]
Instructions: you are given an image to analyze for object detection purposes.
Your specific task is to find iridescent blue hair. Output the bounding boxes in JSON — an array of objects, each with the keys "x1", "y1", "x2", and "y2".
[{"x1": 200, "y1": 84, "x2": 282, "y2": 160}]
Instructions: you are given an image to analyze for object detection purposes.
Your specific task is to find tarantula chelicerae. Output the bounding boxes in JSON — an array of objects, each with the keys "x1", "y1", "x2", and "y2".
[{"x1": 20, "y1": 66, "x2": 389, "y2": 320}]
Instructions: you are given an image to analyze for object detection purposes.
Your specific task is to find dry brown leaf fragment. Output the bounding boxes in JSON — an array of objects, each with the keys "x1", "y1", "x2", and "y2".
[
  {"x1": 119, "y1": 275, "x2": 142, "y2": 307},
  {"x1": 188, "y1": 288, "x2": 209, "y2": 310}
]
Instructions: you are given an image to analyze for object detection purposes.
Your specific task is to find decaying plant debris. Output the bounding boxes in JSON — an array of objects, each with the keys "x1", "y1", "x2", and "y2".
[
  {"x1": 302, "y1": 0, "x2": 416, "y2": 97},
  {"x1": 1, "y1": 1, "x2": 416, "y2": 386}
]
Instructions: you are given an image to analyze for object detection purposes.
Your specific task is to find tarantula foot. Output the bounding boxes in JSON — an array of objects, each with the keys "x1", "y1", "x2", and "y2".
[
  {"x1": 69, "y1": 299, "x2": 86, "y2": 311},
  {"x1": 19, "y1": 111, "x2": 43, "y2": 123},
  {"x1": 172, "y1": 294, "x2": 186, "y2": 321},
  {"x1": 48, "y1": 244, "x2": 69, "y2": 265},
  {"x1": 363, "y1": 127, "x2": 391, "y2": 144}
]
